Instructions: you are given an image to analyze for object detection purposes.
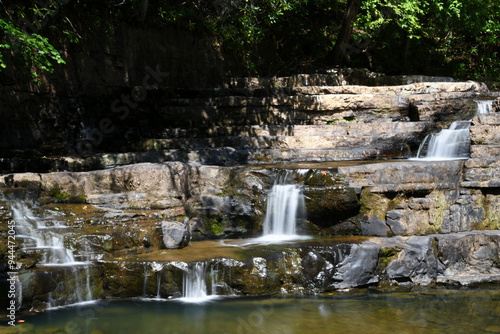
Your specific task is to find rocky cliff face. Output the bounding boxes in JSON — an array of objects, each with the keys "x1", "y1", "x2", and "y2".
[
  {"x1": 0, "y1": 75, "x2": 486, "y2": 173},
  {"x1": 1, "y1": 71, "x2": 499, "y2": 317}
]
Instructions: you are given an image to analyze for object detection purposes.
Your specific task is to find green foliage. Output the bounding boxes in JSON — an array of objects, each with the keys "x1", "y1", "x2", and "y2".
[
  {"x1": 1, "y1": 0, "x2": 498, "y2": 83},
  {"x1": 0, "y1": 18, "x2": 65, "y2": 80},
  {"x1": 151, "y1": 0, "x2": 342, "y2": 75},
  {"x1": 351, "y1": 0, "x2": 499, "y2": 82},
  {"x1": 0, "y1": 0, "x2": 67, "y2": 81}
]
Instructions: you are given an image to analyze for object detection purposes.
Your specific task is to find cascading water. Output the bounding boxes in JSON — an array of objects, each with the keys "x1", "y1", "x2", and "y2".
[
  {"x1": 475, "y1": 100, "x2": 493, "y2": 114},
  {"x1": 142, "y1": 262, "x2": 164, "y2": 300},
  {"x1": 12, "y1": 202, "x2": 80, "y2": 265},
  {"x1": 10, "y1": 200, "x2": 95, "y2": 306},
  {"x1": 180, "y1": 262, "x2": 217, "y2": 303},
  {"x1": 416, "y1": 121, "x2": 471, "y2": 160},
  {"x1": 414, "y1": 99, "x2": 493, "y2": 160},
  {"x1": 260, "y1": 172, "x2": 307, "y2": 241}
]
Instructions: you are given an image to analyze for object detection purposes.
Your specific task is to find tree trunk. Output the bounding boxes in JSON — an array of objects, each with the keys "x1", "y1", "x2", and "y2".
[{"x1": 327, "y1": 0, "x2": 362, "y2": 66}]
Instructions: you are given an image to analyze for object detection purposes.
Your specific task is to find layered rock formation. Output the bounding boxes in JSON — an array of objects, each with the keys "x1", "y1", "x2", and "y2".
[
  {"x1": 1, "y1": 72, "x2": 499, "y2": 318},
  {"x1": 0, "y1": 73, "x2": 484, "y2": 173}
]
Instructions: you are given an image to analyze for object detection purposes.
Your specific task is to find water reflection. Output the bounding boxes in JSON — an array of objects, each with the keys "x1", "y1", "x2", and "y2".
[{"x1": 2, "y1": 287, "x2": 499, "y2": 334}]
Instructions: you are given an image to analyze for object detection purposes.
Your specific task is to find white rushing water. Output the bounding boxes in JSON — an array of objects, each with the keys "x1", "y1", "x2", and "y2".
[
  {"x1": 414, "y1": 99, "x2": 494, "y2": 160},
  {"x1": 142, "y1": 262, "x2": 164, "y2": 300},
  {"x1": 262, "y1": 184, "x2": 302, "y2": 236},
  {"x1": 416, "y1": 120, "x2": 471, "y2": 160},
  {"x1": 179, "y1": 262, "x2": 217, "y2": 303},
  {"x1": 258, "y1": 174, "x2": 308, "y2": 242},
  {"x1": 10, "y1": 200, "x2": 94, "y2": 307},
  {"x1": 475, "y1": 100, "x2": 493, "y2": 114},
  {"x1": 12, "y1": 202, "x2": 82, "y2": 265}
]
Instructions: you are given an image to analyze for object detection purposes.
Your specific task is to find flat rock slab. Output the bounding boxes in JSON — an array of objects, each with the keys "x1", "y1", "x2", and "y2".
[{"x1": 338, "y1": 160, "x2": 463, "y2": 193}]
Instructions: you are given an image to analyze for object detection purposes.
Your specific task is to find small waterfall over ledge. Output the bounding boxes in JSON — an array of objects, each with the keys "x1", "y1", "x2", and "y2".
[
  {"x1": 414, "y1": 99, "x2": 494, "y2": 160},
  {"x1": 12, "y1": 202, "x2": 82, "y2": 266},
  {"x1": 260, "y1": 171, "x2": 307, "y2": 241},
  {"x1": 179, "y1": 262, "x2": 217, "y2": 303},
  {"x1": 416, "y1": 121, "x2": 471, "y2": 160},
  {"x1": 475, "y1": 100, "x2": 493, "y2": 114},
  {"x1": 9, "y1": 200, "x2": 96, "y2": 308}
]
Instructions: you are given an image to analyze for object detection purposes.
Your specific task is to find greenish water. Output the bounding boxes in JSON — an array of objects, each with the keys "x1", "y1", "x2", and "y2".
[{"x1": 2, "y1": 287, "x2": 500, "y2": 334}]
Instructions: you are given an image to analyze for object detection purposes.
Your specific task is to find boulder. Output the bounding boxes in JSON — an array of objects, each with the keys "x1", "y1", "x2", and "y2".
[{"x1": 161, "y1": 219, "x2": 191, "y2": 249}]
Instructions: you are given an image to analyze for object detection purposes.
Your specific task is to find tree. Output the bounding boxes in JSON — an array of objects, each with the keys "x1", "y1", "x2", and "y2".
[
  {"x1": 326, "y1": 0, "x2": 362, "y2": 66},
  {"x1": 0, "y1": 0, "x2": 68, "y2": 82}
]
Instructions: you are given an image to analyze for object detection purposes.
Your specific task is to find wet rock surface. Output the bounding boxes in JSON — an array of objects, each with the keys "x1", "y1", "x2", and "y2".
[{"x1": 1, "y1": 72, "x2": 499, "y2": 316}]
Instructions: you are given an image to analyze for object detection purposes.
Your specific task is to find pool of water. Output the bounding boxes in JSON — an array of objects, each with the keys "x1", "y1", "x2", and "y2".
[{"x1": 2, "y1": 287, "x2": 499, "y2": 334}]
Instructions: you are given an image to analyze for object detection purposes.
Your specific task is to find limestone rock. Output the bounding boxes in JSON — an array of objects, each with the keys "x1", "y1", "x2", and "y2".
[
  {"x1": 385, "y1": 236, "x2": 440, "y2": 285},
  {"x1": 338, "y1": 160, "x2": 463, "y2": 194},
  {"x1": 361, "y1": 216, "x2": 389, "y2": 236},
  {"x1": 161, "y1": 219, "x2": 191, "y2": 249},
  {"x1": 492, "y1": 97, "x2": 500, "y2": 112},
  {"x1": 332, "y1": 242, "x2": 380, "y2": 289}
]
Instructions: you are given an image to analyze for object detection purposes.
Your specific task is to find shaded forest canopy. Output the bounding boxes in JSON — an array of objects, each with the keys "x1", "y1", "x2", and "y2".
[{"x1": 0, "y1": 0, "x2": 499, "y2": 85}]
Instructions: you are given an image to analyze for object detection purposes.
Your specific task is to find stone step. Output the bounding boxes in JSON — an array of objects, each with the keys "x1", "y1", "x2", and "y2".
[
  {"x1": 470, "y1": 125, "x2": 500, "y2": 145},
  {"x1": 133, "y1": 133, "x2": 420, "y2": 151},
  {"x1": 278, "y1": 81, "x2": 482, "y2": 96},
  {"x1": 158, "y1": 123, "x2": 428, "y2": 139},
  {"x1": 164, "y1": 90, "x2": 479, "y2": 112},
  {"x1": 472, "y1": 113, "x2": 500, "y2": 126},
  {"x1": 463, "y1": 167, "x2": 500, "y2": 182},
  {"x1": 226, "y1": 72, "x2": 469, "y2": 90},
  {"x1": 470, "y1": 145, "x2": 500, "y2": 159},
  {"x1": 51, "y1": 146, "x2": 411, "y2": 172},
  {"x1": 158, "y1": 89, "x2": 480, "y2": 126},
  {"x1": 338, "y1": 160, "x2": 463, "y2": 194},
  {"x1": 128, "y1": 122, "x2": 427, "y2": 154},
  {"x1": 464, "y1": 158, "x2": 500, "y2": 169},
  {"x1": 158, "y1": 102, "x2": 407, "y2": 127}
]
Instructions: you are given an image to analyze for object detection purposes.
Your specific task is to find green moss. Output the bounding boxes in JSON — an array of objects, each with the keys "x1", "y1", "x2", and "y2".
[
  {"x1": 359, "y1": 188, "x2": 389, "y2": 219},
  {"x1": 69, "y1": 193, "x2": 87, "y2": 204},
  {"x1": 479, "y1": 194, "x2": 500, "y2": 230},
  {"x1": 176, "y1": 215, "x2": 187, "y2": 222},
  {"x1": 49, "y1": 187, "x2": 70, "y2": 201},
  {"x1": 429, "y1": 191, "x2": 448, "y2": 233},
  {"x1": 387, "y1": 195, "x2": 403, "y2": 212},
  {"x1": 378, "y1": 247, "x2": 402, "y2": 267},
  {"x1": 205, "y1": 217, "x2": 225, "y2": 236},
  {"x1": 255, "y1": 154, "x2": 271, "y2": 162},
  {"x1": 403, "y1": 142, "x2": 411, "y2": 155}
]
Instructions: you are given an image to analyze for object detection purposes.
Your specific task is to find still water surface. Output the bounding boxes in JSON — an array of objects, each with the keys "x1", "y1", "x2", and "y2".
[{"x1": 2, "y1": 287, "x2": 499, "y2": 334}]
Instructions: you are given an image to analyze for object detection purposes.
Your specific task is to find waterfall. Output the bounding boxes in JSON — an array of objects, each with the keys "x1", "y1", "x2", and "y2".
[
  {"x1": 416, "y1": 121, "x2": 471, "y2": 160},
  {"x1": 142, "y1": 262, "x2": 164, "y2": 300},
  {"x1": 475, "y1": 100, "x2": 493, "y2": 114},
  {"x1": 261, "y1": 175, "x2": 306, "y2": 240},
  {"x1": 156, "y1": 271, "x2": 162, "y2": 299},
  {"x1": 414, "y1": 99, "x2": 494, "y2": 160},
  {"x1": 10, "y1": 200, "x2": 94, "y2": 307},
  {"x1": 180, "y1": 262, "x2": 217, "y2": 303},
  {"x1": 142, "y1": 264, "x2": 149, "y2": 298},
  {"x1": 12, "y1": 202, "x2": 84, "y2": 265}
]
